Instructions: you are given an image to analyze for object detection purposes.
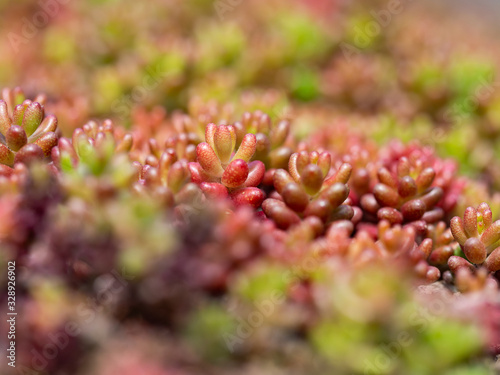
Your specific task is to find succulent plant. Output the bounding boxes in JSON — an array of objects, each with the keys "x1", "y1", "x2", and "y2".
[
  {"x1": 3, "y1": 1, "x2": 500, "y2": 373},
  {"x1": 424, "y1": 221, "x2": 457, "y2": 267},
  {"x1": 0, "y1": 88, "x2": 58, "y2": 167},
  {"x1": 449, "y1": 203, "x2": 500, "y2": 273},
  {"x1": 263, "y1": 151, "x2": 353, "y2": 230},
  {"x1": 133, "y1": 149, "x2": 202, "y2": 208},
  {"x1": 148, "y1": 132, "x2": 198, "y2": 165},
  {"x1": 52, "y1": 119, "x2": 133, "y2": 172},
  {"x1": 360, "y1": 156, "x2": 444, "y2": 227},
  {"x1": 189, "y1": 123, "x2": 266, "y2": 208},
  {"x1": 348, "y1": 220, "x2": 441, "y2": 282},
  {"x1": 233, "y1": 110, "x2": 293, "y2": 169}
]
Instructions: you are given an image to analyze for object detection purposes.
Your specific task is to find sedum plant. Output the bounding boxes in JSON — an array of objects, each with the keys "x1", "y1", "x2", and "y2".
[
  {"x1": 189, "y1": 123, "x2": 266, "y2": 208},
  {"x1": 449, "y1": 202, "x2": 500, "y2": 273},
  {"x1": 2, "y1": 1, "x2": 500, "y2": 369},
  {"x1": 0, "y1": 88, "x2": 58, "y2": 167},
  {"x1": 360, "y1": 156, "x2": 444, "y2": 225},
  {"x1": 263, "y1": 151, "x2": 353, "y2": 230}
]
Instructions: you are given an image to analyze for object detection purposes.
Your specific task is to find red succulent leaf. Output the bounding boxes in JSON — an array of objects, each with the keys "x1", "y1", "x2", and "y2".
[
  {"x1": 6, "y1": 125, "x2": 27, "y2": 152},
  {"x1": 463, "y1": 237, "x2": 487, "y2": 265},
  {"x1": 205, "y1": 123, "x2": 217, "y2": 151},
  {"x1": 398, "y1": 176, "x2": 417, "y2": 198},
  {"x1": 262, "y1": 198, "x2": 301, "y2": 230},
  {"x1": 400, "y1": 199, "x2": 426, "y2": 222},
  {"x1": 324, "y1": 162, "x2": 352, "y2": 186},
  {"x1": 214, "y1": 125, "x2": 236, "y2": 165},
  {"x1": 273, "y1": 169, "x2": 294, "y2": 195},
  {"x1": 200, "y1": 182, "x2": 228, "y2": 200},
  {"x1": 378, "y1": 207, "x2": 403, "y2": 225},
  {"x1": 463, "y1": 206, "x2": 478, "y2": 238},
  {"x1": 196, "y1": 142, "x2": 224, "y2": 177},
  {"x1": 188, "y1": 161, "x2": 218, "y2": 184},
  {"x1": 22, "y1": 101, "x2": 44, "y2": 136},
  {"x1": 221, "y1": 159, "x2": 249, "y2": 188},
  {"x1": 230, "y1": 187, "x2": 265, "y2": 208},
  {"x1": 168, "y1": 161, "x2": 191, "y2": 193},
  {"x1": 319, "y1": 182, "x2": 349, "y2": 208},
  {"x1": 300, "y1": 164, "x2": 324, "y2": 196},
  {"x1": 448, "y1": 255, "x2": 475, "y2": 273},
  {"x1": 304, "y1": 198, "x2": 332, "y2": 222},
  {"x1": 373, "y1": 183, "x2": 399, "y2": 207},
  {"x1": 33, "y1": 132, "x2": 58, "y2": 156},
  {"x1": 416, "y1": 167, "x2": 435, "y2": 192},
  {"x1": 481, "y1": 221, "x2": 500, "y2": 250},
  {"x1": 14, "y1": 144, "x2": 44, "y2": 165},
  {"x1": 450, "y1": 216, "x2": 467, "y2": 246},
  {"x1": 270, "y1": 120, "x2": 290, "y2": 148},
  {"x1": 244, "y1": 160, "x2": 265, "y2": 187},
  {"x1": 485, "y1": 247, "x2": 500, "y2": 272},
  {"x1": 233, "y1": 133, "x2": 256, "y2": 162},
  {"x1": 282, "y1": 183, "x2": 309, "y2": 212}
]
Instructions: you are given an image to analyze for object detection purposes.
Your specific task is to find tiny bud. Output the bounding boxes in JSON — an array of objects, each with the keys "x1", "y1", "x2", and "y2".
[
  {"x1": 12, "y1": 104, "x2": 26, "y2": 126},
  {"x1": 477, "y1": 202, "x2": 492, "y2": 231}
]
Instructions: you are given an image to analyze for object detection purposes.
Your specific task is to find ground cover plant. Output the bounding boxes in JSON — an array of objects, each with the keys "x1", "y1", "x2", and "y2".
[{"x1": 1, "y1": 0, "x2": 500, "y2": 374}]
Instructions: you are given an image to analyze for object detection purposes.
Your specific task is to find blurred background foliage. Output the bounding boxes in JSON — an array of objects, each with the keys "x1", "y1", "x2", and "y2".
[{"x1": 2, "y1": 0, "x2": 500, "y2": 374}]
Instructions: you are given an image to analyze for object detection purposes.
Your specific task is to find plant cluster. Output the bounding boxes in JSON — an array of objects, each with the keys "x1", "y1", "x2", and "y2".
[
  {"x1": 0, "y1": 83, "x2": 498, "y2": 375},
  {"x1": 2, "y1": 1, "x2": 500, "y2": 374}
]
